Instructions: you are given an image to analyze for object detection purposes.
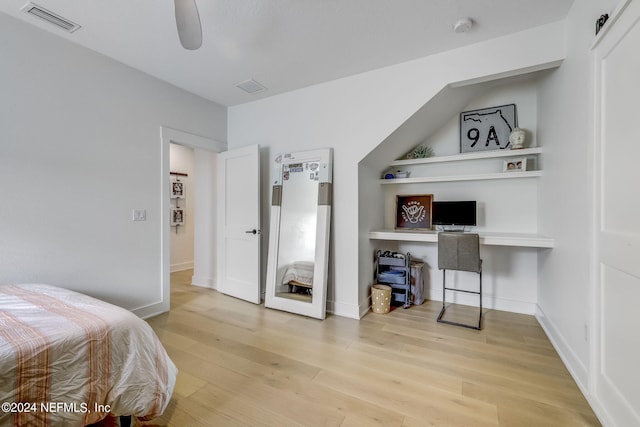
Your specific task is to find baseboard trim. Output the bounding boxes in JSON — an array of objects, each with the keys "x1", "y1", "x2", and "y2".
[
  {"x1": 327, "y1": 299, "x2": 361, "y2": 319},
  {"x1": 191, "y1": 275, "x2": 216, "y2": 290},
  {"x1": 535, "y1": 305, "x2": 611, "y2": 425},
  {"x1": 170, "y1": 261, "x2": 194, "y2": 273},
  {"x1": 132, "y1": 300, "x2": 169, "y2": 319},
  {"x1": 535, "y1": 305, "x2": 590, "y2": 396},
  {"x1": 426, "y1": 288, "x2": 536, "y2": 315},
  {"x1": 359, "y1": 298, "x2": 373, "y2": 319}
]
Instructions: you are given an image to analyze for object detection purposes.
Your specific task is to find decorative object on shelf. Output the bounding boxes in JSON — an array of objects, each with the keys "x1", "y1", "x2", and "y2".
[
  {"x1": 403, "y1": 144, "x2": 434, "y2": 160},
  {"x1": 503, "y1": 157, "x2": 535, "y2": 172},
  {"x1": 384, "y1": 172, "x2": 395, "y2": 179},
  {"x1": 395, "y1": 171, "x2": 410, "y2": 178},
  {"x1": 460, "y1": 104, "x2": 517, "y2": 153},
  {"x1": 171, "y1": 207, "x2": 185, "y2": 226},
  {"x1": 395, "y1": 194, "x2": 433, "y2": 230},
  {"x1": 596, "y1": 13, "x2": 609, "y2": 35},
  {"x1": 509, "y1": 128, "x2": 526, "y2": 149}
]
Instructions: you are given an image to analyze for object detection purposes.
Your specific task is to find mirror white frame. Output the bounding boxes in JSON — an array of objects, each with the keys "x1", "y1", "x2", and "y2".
[{"x1": 265, "y1": 148, "x2": 333, "y2": 319}]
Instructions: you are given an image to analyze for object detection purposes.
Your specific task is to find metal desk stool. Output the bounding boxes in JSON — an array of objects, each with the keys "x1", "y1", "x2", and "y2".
[{"x1": 437, "y1": 232, "x2": 483, "y2": 330}]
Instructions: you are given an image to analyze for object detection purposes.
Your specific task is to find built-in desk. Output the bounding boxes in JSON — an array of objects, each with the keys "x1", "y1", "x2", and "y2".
[{"x1": 369, "y1": 230, "x2": 554, "y2": 248}]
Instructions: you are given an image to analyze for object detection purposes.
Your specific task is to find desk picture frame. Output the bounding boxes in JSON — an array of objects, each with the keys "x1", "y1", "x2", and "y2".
[
  {"x1": 395, "y1": 194, "x2": 433, "y2": 230},
  {"x1": 502, "y1": 157, "x2": 533, "y2": 172}
]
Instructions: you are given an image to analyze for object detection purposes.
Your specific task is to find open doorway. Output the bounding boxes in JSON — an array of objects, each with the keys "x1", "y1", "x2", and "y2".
[
  {"x1": 160, "y1": 127, "x2": 226, "y2": 312},
  {"x1": 169, "y1": 143, "x2": 195, "y2": 275}
]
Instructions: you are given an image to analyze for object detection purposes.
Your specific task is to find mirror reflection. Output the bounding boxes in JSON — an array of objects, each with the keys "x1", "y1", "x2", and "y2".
[{"x1": 275, "y1": 161, "x2": 320, "y2": 303}]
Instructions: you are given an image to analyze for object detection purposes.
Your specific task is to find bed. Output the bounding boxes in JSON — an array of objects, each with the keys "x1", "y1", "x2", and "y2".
[
  {"x1": 281, "y1": 261, "x2": 314, "y2": 293},
  {"x1": 0, "y1": 284, "x2": 177, "y2": 427}
]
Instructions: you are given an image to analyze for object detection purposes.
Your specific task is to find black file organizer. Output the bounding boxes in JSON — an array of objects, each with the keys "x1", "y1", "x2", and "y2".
[{"x1": 375, "y1": 250, "x2": 411, "y2": 308}]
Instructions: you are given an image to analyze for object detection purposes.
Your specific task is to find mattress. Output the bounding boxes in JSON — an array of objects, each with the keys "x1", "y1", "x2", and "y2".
[{"x1": 0, "y1": 284, "x2": 177, "y2": 426}]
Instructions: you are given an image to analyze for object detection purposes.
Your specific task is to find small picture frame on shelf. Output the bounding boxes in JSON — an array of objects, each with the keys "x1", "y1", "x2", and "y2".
[
  {"x1": 503, "y1": 157, "x2": 534, "y2": 172},
  {"x1": 395, "y1": 194, "x2": 433, "y2": 231},
  {"x1": 171, "y1": 180, "x2": 185, "y2": 199},
  {"x1": 171, "y1": 208, "x2": 185, "y2": 226}
]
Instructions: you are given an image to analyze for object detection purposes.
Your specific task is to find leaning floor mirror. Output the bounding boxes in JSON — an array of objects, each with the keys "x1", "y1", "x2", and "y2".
[{"x1": 265, "y1": 148, "x2": 333, "y2": 319}]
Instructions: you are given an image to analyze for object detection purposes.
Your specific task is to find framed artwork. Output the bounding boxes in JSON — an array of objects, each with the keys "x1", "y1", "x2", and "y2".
[
  {"x1": 171, "y1": 208, "x2": 185, "y2": 226},
  {"x1": 395, "y1": 194, "x2": 433, "y2": 230},
  {"x1": 171, "y1": 181, "x2": 185, "y2": 199},
  {"x1": 502, "y1": 157, "x2": 533, "y2": 172},
  {"x1": 460, "y1": 104, "x2": 517, "y2": 153}
]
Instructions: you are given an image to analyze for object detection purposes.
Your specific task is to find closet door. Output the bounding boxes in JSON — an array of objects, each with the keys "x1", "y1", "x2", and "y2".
[{"x1": 592, "y1": 1, "x2": 640, "y2": 425}]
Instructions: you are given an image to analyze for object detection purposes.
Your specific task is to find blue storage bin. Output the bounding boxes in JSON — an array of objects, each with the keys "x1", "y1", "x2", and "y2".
[{"x1": 377, "y1": 271, "x2": 407, "y2": 285}]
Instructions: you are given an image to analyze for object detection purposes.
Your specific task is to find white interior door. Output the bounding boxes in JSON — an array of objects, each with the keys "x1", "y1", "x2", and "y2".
[
  {"x1": 217, "y1": 144, "x2": 261, "y2": 304},
  {"x1": 593, "y1": 2, "x2": 640, "y2": 425}
]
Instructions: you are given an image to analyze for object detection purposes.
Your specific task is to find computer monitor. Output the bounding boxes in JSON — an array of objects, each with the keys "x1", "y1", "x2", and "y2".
[{"x1": 432, "y1": 201, "x2": 477, "y2": 227}]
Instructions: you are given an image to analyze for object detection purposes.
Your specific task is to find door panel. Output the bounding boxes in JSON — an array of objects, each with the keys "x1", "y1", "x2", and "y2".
[
  {"x1": 593, "y1": 1, "x2": 640, "y2": 425},
  {"x1": 217, "y1": 145, "x2": 260, "y2": 304},
  {"x1": 601, "y1": 266, "x2": 640, "y2": 411}
]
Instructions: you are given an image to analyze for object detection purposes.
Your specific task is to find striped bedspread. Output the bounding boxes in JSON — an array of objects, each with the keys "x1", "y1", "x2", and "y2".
[{"x1": 0, "y1": 284, "x2": 177, "y2": 427}]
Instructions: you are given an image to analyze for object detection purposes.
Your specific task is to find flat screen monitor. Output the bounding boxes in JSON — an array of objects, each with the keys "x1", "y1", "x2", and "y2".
[{"x1": 432, "y1": 201, "x2": 477, "y2": 226}]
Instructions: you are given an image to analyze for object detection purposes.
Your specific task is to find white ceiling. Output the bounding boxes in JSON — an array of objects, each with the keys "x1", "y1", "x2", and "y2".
[{"x1": 0, "y1": 0, "x2": 574, "y2": 107}]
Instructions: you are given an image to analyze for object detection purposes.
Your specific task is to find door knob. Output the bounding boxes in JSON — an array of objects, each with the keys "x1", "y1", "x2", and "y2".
[{"x1": 245, "y1": 229, "x2": 261, "y2": 234}]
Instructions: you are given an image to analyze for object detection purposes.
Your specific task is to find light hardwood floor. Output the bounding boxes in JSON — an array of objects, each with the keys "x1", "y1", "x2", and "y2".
[{"x1": 142, "y1": 270, "x2": 600, "y2": 426}]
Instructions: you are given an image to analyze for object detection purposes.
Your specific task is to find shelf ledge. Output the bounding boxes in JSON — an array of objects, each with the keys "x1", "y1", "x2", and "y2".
[
  {"x1": 389, "y1": 147, "x2": 542, "y2": 166},
  {"x1": 380, "y1": 170, "x2": 542, "y2": 184}
]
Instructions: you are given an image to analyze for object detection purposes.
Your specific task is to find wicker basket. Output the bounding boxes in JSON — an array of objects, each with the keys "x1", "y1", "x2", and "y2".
[{"x1": 371, "y1": 284, "x2": 392, "y2": 314}]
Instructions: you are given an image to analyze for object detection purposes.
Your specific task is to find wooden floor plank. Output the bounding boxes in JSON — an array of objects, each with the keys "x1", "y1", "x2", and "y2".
[
  {"x1": 313, "y1": 369, "x2": 499, "y2": 427},
  {"x1": 139, "y1": 270, "x2": 601, "y2": 427},
  {"x1": 463, "y1": 381, "x2": 600, "y2": 427}
]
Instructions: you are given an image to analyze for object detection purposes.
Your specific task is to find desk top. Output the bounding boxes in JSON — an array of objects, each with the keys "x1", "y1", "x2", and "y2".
[{"x1": 369, "y1": 230, "x2": 554, "y2": 248}]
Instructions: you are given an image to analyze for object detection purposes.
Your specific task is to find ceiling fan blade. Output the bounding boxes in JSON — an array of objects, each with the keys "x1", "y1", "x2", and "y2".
[{"x1": 174, "y1": 0, "x2": 202, "y2": 50}]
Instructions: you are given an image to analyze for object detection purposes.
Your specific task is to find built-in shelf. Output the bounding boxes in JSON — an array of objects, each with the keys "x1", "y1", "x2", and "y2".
[
  {"x1": 383, "y1": 147, "x2": 543, "y2": 184},
  {"x1": 375, "y1": 146, "x2": 552, "y2": 248},
  {"x1": 389, "y1": 147, "x2": 542, "y2": 167},
  {"x1": 381, "y1": 170, "x2": 542, "y2": 184},
  {"x1": 369, "y1": 230, "x2": 554, "y2": 248}
]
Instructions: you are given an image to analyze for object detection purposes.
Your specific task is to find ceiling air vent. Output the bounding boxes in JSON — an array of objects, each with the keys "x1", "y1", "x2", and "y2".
[
  {"x1": 21, "y1": 3, "x2": 81, "y2": 33},
  {"x1": 235, "y1": 79, "x2": 267, "y2": 94}
]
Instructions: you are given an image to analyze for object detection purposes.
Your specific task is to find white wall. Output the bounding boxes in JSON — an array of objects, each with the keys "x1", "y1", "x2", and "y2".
[
  {"x1": 229, "y1": 22, "x2": 565, "y2": 318},
  {"x1": 536, "y1": 0, "x2": 619, "y2": 421},
  {"x1": 0, "y1": 13, "x2": 226, "y2": 314},
  {"x1": 192, "y1": 148, "x2": 218, "y2": 290},
  {"x1": 420, "y1": 78, "x2": 540, "y2": 157},
  {"x1": 169, "y1": 143, "x2": 195, "y2": 272}
]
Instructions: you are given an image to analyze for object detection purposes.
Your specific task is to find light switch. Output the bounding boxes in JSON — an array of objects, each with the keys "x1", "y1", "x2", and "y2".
[{"x1": 133, "y1": 209, "x2": 147, "y2": 221}]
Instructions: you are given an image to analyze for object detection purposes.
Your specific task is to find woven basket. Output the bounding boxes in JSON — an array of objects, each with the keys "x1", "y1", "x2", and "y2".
[{"x1": 371, "y1": 284, "x2": 392, "y2": 314}]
